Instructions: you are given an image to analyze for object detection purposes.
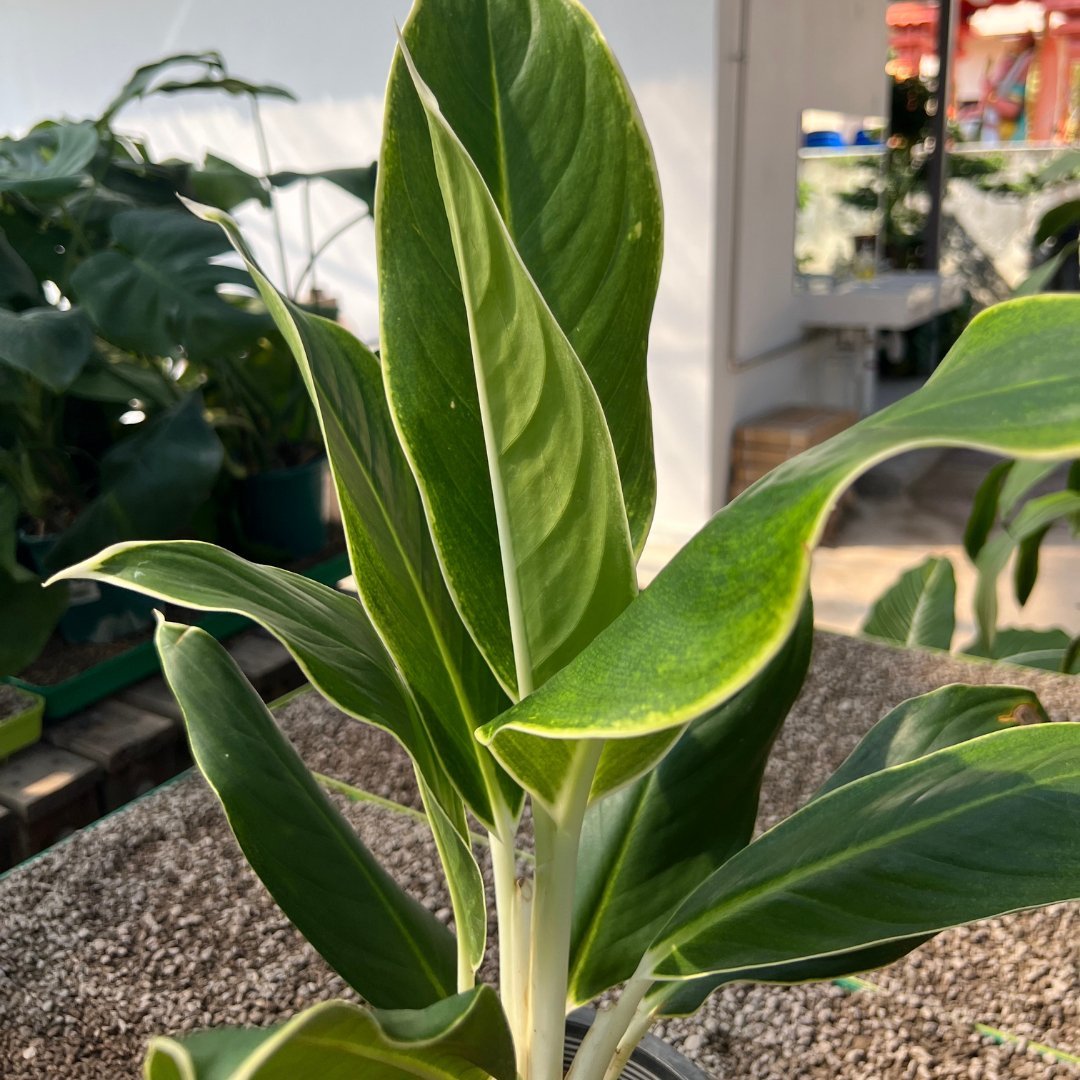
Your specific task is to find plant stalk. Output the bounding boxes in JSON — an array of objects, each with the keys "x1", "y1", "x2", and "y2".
[
  {"x1": 249, "y1": 94, "x2": 290, "y2": 295},
  {"x1": 490, "y1": 818, "x2": 524, "y2": 1050},
  {"x1": 527, "y1": 742, "x2": 603, "y2": 1080},
  {"x1": 292, "y1": 209, "x2": 371, "y2": 298},
  {"x1": 565, "y1": 972, "x2": 651, "y2": 1080},
  {"x1": 601, "y1": 1000, "x2": 657, "y2": 1080}
]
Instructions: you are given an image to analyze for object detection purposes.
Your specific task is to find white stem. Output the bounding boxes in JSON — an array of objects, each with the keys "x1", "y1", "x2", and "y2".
[
  {"x1": 602, "y1": 1001, "x2": 657, "y2": 1080},
  {"x1": 566, "y1": 973, "x2": 652, "y2": 1080},
  {"x1": 490, "y1": 821, "x2": 523, "y2": 1057},
  {"x1": 527, "y1": 743, "x2": 603, "y2": 1080}
]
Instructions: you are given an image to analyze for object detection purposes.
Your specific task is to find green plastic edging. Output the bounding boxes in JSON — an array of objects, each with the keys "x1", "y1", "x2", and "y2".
[
  {"x1": 0, "y1": 689, "x2": 45, "y2": 759},
  {"x1": 3, "y1": 550, "x2": 351, "y2": 721}
]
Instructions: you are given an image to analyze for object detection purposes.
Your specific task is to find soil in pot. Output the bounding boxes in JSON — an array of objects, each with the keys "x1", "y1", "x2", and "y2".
[{"x1": 565, "y1": 1009, "x2": 711, "y2": 1080}]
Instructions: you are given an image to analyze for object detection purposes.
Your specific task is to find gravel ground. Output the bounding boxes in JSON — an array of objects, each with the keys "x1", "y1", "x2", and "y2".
[{"x1": 0, "y1": 632, "x2": 1076, "y2": 1078}]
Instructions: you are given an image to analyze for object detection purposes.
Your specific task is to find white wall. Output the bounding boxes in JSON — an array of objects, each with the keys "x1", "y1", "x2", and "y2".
[
  {"x1": 2, "y1": 0, "x2": 717, "y2": 556},
  {"x1": 708, "y1": 0, "x2": 890, "y2": 514}
]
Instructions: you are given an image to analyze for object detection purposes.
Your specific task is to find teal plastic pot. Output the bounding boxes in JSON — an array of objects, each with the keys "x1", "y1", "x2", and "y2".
[
  {"x1": 239, "y1": 455, "x2": 328, "y2": 561},
  {"x1": 18, "y1": 532, "x2": 156, "y2": 645}
]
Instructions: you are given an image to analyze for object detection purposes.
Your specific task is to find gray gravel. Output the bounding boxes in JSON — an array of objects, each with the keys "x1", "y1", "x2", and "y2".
[{"x1": 0, "y1": 632, "x2": 1076, "y2": 1078}]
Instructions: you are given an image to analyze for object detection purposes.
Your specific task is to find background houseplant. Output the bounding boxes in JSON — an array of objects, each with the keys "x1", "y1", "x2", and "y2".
[
  {"x1": 58, "y1": 2, "x2": 1080, "y2": 1077},
  {"x1": 863, "y1": 456, "x2": 1079, "y2": 673},
  {"x1": 0, "y1": 53, "x2": 375, "y2": 673}
]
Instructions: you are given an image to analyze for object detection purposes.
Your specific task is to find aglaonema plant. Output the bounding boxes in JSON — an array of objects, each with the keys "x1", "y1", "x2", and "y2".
[{"x1": 54, "y1": 2, "x2": 1080, "y2": 1077}]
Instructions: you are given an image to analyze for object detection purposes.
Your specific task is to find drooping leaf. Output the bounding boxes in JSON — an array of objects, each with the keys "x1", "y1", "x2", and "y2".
[
  {"x1": 652, "y1": 683, "x2": 1052, "y2": 1015},
  {"x1": 42, "y1": 394, "x2": 223, "y2": 573},
  {"x1": 154, "y1": 620, "x2": 457, "y2": 1009},
  {"x1": 195, "y1": 203, "x2": 514, "y2": 831},
  {"x1": 1013, "y1": 523, "x2": 1050, "y2": 606},
  {"x1": 1013, "y1": 241, "x2": 1079, "y2": 297},
  {"x1": 647, "y1": 724, "x2": 1080, "y2": 983},
  {"x1": 567, "y1": 602, "x2": 813, "y2": 1006},
  {"x1": 379, "y1": 0, "x2": 661, "y2": 692},
  {"x1": 998, "y1": 459, "x2": 1062, "y2": 517},
  {"x1": 101, "y1": 52, "x2": 294, "y2": 124},
  {"x1": 270, "y1": 166, "x2": 377, "y2": 210},
  {"x1": 963, "y1": 459, "x2": 1011, "y2": 560},
  {"x1": 862, "y1": 556, "x2": 956, "y2": 651},
  {"x1": 51, "y1": 541, "x2": 455, "y2": 809},
  {"x1": 70, "y1": 208, "x2": 269, "y2": 360},
  {"x1": 0, "y1": 307, "x2": 94, "y2": 392},
  {"x1": 399, "y1": 40, "x2": 637, "y2": 699},
  {"x1": 973, "y1": 489, "x2": 1080, "y2": 650},
  {"x1": 0, "y1": 122, "x2": 98, "y2": 198},
  {"x1": 144, "y1": 991, "x2": 515, "y2": 1080},
  {"x1": 479, "y1": 297, "x2": 1080, "y2": 805}
]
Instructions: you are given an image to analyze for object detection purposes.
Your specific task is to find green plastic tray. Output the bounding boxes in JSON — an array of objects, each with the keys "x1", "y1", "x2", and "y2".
[{"x1": 4, "y1": 550, "x2": 350, "y2": 721}]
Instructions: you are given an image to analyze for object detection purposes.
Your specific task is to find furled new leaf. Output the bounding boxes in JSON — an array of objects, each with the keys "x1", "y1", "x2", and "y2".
[
  {"x1": 144, "y1": 991, "x2": 515, "y2": 1080},
  {"x1": 479, "y1": 297, "x2": 1080, "y2": 805},
  {"x1": 379, "y1": 0, "x2": 661, "y2": 692},
  {"x1": 154, "y1": 619, "x2": 457, "y2": 1009},
  {"x1": 568, "y1": 602, "x2": 813, "y2": 1006},
  {"x1": 647, "y1": 724, "x2": 1080, "y2": 983},
  {"x1": 862, "y1": 556, "x2": 956, "y2": 651}
]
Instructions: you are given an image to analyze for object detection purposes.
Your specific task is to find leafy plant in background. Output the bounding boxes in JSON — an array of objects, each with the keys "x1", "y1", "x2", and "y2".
[
  {"x1": 0, "y1": 52, "x2": 375, "y2": 673},
  {"x1": 57, "y1": 3, "x2": 1080, "y2": 1077},
  {"x1": 864, "y1": 458, "x2": 1080, "y2": 673}
]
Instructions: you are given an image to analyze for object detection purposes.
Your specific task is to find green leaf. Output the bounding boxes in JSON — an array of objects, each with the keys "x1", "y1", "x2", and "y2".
[
  {"x1": 862, "y1": 556, "x2": 956, "y2": 651},
  {"x1": 963, "y1": 460, "x2": 1011, "y2": 560},
  {"x1": 398, "y1": 40, "x2": 637, "y2": 702},
  {"x1": 653, "y1": 683, "x2": 1050, "y2": 1016},
  {"x1": 51, "y1": 541, "x2": 455, "y2": 809},
  {"x1": 647, "y1": 723, "x2": 1080, "y2": 983},
  {"x1": 154, "y1": 619, "x2": 457, "y2": 1009},
  {"x1": 43, "y1": 394, "x2": 223, "y2": 573},
  {"x1": 188, "y1": 154, "x2": 271, "y2": 211},
  {"x1": 195, "y1": 204, "x2": 513, "y2": 831},
  {"x1": 478, "y1": 296, "x2": 1080, "y2": 802},
  {"x1": 567, "y1": 602, "x2": 813, "y2": 1006},
  {"x1": 270, "y1": 166, "x2": 377, "y2": 210},
  {"x1": 379, "y1": 0, "x2": 661, "y2": 691},
  {"x1": 963, "y1": 626, "x2": 1080, "y2": 673},
  {"x1": 973, "y1": 489, "x2": 1080, "y2": 650},
  {"x1": 70, "y1": 208, "x2": 269, "y2": 361},
  {"x1": 998, "y1": 459, "x2": 1061, "y2": 517},
  {"x1": 144, "y1": 990, "x2": 515, "y2": 1080},
  {"x1": 0, "y1": 486, "x2": 66, "y2": 676},
  {"x1": 816, "y1": 684, "x2": 1049, "y2": 797},
  {"x1": 0, "y1": 307, "x2": 94, "y2": 392},
  {"x1": 0, "y1": 229, "x2": 42, "y2": 308},
  {"x1": 1013, "y1": 524, "x2": 1050, "y2": 606},
  {"x1": 1035, "y1": 199, "x2": 1080, "y2": 245},
  {"x1": 0, "y1": 122, "x2": 98, "y2": 198},
  {"x1": 101, "y1": 52, "x2": 294, "y2": 124},
  {"x1": 1013, "y1": 241, "x2": 1079, "y2": 297}
]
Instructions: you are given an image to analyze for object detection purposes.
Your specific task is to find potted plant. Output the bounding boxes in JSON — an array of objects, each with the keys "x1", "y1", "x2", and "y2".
[
  {"x1": 0, "y1": 54, "x2": 375, "y2": 671},
  {"x1": 57, "y1": 2, "x2": 1080, "y2": 1077},
  {"x1": 863, "y1": 456, "x2": 1079, "y2": 672}
]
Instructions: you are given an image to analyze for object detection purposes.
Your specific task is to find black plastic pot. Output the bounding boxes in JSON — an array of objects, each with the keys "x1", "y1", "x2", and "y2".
[
  {"x1": 238, "y1": 455, "x2": 327, "y2": 560},
  {"x1": 565, "y1": 1009, "x2": 711, "y2": 1080}
]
